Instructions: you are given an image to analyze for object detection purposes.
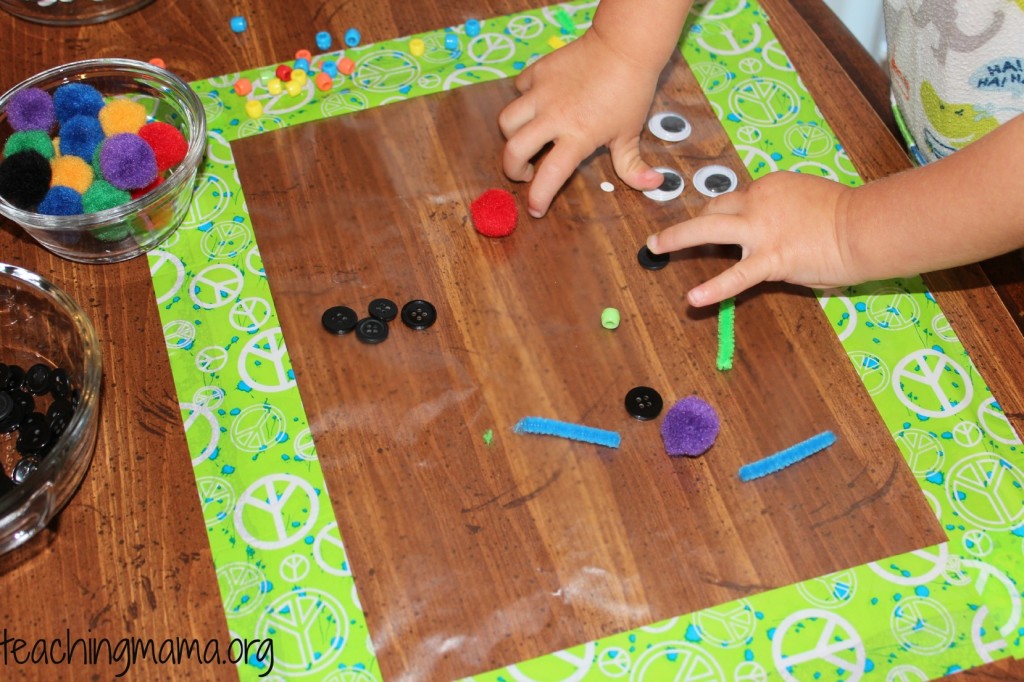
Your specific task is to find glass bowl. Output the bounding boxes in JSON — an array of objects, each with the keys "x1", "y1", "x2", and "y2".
[
  {"x1": 0, "y1": 58, "x2": 206, "y2": 263},
  {"x1": 0, "y1": 0, "x2": 154, "y2": 26},
  {"x1": 0, "y1": 263, "x2": 101, "y2": 555}
]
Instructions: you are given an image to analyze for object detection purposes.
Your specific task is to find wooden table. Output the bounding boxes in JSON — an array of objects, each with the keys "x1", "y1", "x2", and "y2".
[{"x1": 1, "y1": 1, "x2": 1021, "y2": 680}]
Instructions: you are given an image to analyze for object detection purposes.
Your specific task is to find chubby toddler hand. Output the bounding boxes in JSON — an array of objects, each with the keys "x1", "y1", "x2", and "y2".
[
  {"x1": 646, "y1": 171, "x2": 860, "y2": 306},
  {"x1": 498, "y1": 30, "x2": 665, "y2": 217}
]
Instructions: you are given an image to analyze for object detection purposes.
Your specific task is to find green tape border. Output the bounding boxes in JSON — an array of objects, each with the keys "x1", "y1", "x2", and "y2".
[{"x1": 144, "y1": 2, "x2": 1023, "y2": 680}]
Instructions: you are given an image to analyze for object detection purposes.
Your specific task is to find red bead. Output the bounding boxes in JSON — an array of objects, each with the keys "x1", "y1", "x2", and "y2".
[{"x1": 275, "y1": 64, "x2": 293, "y2": 82}]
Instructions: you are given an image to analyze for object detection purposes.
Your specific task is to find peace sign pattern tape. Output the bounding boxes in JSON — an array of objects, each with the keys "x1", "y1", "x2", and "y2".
[{"x1": 146, "y1": 0, "x2": 1023, "y2": 679}]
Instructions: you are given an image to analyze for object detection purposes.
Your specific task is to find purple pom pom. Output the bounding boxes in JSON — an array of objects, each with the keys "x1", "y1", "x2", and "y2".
[
  {"x1": 661, "y1": 396, "x2": 719, "y2": 457},
  {"x1": 8, "y1": 88, "x2": 56, "y2": 132},
  {"x1": 53, "y1": 82, "x2": 105, "y2": 123},
  {"x1": 99, "y1": 133, "x2": 158, "y2": 190}
]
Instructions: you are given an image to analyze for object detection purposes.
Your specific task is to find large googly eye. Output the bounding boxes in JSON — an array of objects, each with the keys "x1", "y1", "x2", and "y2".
[
  {"x1": 643, "y1": 167, "x2": 685, "y2": 202},
  {"x1": 647, "y1": 112, "x2": 692, "y2": 142},
  {"x1": 693, "y1": 165, "x2": 738, "y2": 197}
]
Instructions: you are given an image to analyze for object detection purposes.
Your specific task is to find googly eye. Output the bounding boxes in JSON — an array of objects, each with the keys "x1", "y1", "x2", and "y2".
[
  {"x1": 693, "y1": 165, "x2": 738, "y2": 197},
  {"x1": 642, "y1": 167, "x2": 685, "y2": 202},
  {"x1": 647, "y1": 112, "x2": 692, "y2": 142}
]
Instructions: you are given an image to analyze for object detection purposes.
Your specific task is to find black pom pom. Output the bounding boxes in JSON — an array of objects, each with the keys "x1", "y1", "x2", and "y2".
[{"x1": 0, "y1": 150, "x2": 52, "y2": 210}]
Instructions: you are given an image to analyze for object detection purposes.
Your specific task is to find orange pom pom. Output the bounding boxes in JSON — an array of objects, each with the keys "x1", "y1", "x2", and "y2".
[
  {"x1": 50, "y1": 155, "x2": 94, "y2": 194},
  {"x1": 99, "y1": 98, "x2": 148, "y2": 136}
]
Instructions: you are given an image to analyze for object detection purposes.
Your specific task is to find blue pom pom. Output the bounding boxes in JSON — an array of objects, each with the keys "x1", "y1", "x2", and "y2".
[
  {"x1": 53, "y1": 83, "x2": 105, "y2": 124},
  {"x1": 59, "y1": 115, "x2": 105, "y2": 160},
  {"x1": 38, "y1": 186, "x2": 84, "y2": 216}
]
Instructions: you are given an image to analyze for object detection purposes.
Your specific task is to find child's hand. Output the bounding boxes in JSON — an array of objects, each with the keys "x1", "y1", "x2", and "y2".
[
  {"x1": 498, "y1": 30, "x2": 665, "y2": 218},
  {"x1": 646, "y1": 171, "x2": 860, "y2": 306}
]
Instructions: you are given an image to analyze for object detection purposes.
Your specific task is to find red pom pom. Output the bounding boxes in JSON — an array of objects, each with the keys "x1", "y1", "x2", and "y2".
[
  {"x1": 470, "y1": 189, "x2": 518, "y2": 238},
  {"x1": 131, "y1": 175, "x2": 165, "y2": 200},
  {"x1": 138, "y1": 121, "x2": 188, "y2": 173}
]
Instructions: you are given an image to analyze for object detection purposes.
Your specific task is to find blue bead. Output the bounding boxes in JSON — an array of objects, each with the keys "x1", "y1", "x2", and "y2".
[
  {"x1": 230, "y1": 16, "x2": 247, "y2": 33},
  {"x1": 293, "y1": 57, "x2": 310, "y2": 72},
  {"x1": 321, "y1": 61, "x2": 338, "y2": 78},
  {"x1": 465, "y1": 19, "x2": 481, "y2": 37},
  {"x1": 444, "y1": 33, "x2": 458, "y2": 50},
  {"x1": 344, "y1": 28, "x2": 361, "y2": 47},
  {"x1": 315, "y1": 31, "x2": 332, "y2": 51}
]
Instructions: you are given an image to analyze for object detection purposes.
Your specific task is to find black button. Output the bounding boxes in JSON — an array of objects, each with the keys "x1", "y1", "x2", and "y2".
[
  {"x1": 637, "y1": 245, "x2": 670, "y2": 271},
  {"x1": 0, "y1": 390, "x2": 12, "y2": 421},
  {"x1": 368, "y1": 298, "x2": 398, "y2": 322},
  {"x1": 625, "y1": 386, "x2": 663, "y2": 421},
  {"x1": 3, "y1": 364, "x2": 24, "y2": 391},
  {"x1": 355, "y1": 317, "x2": 389, "y2": 344},
  {"x1": 662, "y1": 115, "x2": 688, "y2": 133},
  {"x1": 0, "y1": 363, "x2": 10, "y2": 388},
  {"x1": 16, "y1": 412, "x2": 50, "y2": 454},
  {"x1": 12, "y1": 456, "x2": 40, "y2": 485},
  {"x1": 401, "y1": 300, "x2": 437, "y2": 330},
  {"x1": 658, "y1": 172, "x2": 682, "y2": 192},
  {"x1": 24, "y1": 363, "x2": 52, "y2": 395},
  {"x1": 321, "y1": 305, "x2": 358, "y2": 335},
  {"x1": 11, "y1": 390, "x2": 34, "y2": 415},
  {"x1": 48, "y1": 399, "x2": 74, "y2": 438},
  {"x1": 704, "y1": 173, "x2": 733, "y2": 194},
  {"x1": 50, "y1": 367, "x2": 71, "y2": 398}
]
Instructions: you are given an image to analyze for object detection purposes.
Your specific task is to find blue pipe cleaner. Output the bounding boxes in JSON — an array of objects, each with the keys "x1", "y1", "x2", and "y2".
[
  {"x1": 739, "y1": 431, "x2": 837, "y2": 482},
  {"x1": 514, "y1": 417, "x2": 621, "y2": 449}
]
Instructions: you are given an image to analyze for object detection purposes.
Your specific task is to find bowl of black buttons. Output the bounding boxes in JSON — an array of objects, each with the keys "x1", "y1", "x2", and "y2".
[{"x1": 0, "y1": 262, "x2": 101, "y2": 555}]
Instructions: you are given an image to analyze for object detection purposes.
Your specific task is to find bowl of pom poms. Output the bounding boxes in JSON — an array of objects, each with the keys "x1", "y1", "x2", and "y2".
[
  {"x1": 0, "y1": 262, "x2": 101, "y2": 555},
  {"x1": 0, "y1": 58, "x2": 206, "y2": 263}
]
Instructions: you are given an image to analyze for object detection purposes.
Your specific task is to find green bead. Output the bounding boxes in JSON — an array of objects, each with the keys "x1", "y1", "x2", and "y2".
[{"x1": 601, "y1": 307, "x2": 620, "y2": 329}]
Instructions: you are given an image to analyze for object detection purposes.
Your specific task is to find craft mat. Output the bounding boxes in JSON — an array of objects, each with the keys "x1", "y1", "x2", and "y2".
[{"x1": 146, "y1": 0, "x2": 1024, "y2": 679}]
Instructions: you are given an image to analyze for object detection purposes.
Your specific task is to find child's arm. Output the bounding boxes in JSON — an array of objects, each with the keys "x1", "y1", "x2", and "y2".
[
  {"x1": 498, "y1": 0, "x2": 694, "y2": 218},
  {"x1": 646, "y1": 114, "x2": 1024, "y2": 307}
]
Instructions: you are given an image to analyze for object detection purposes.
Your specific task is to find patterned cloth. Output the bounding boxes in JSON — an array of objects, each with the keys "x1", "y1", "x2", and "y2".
[{"x1": 884, "y1": 0, "x2": 1024, "y2": 163}]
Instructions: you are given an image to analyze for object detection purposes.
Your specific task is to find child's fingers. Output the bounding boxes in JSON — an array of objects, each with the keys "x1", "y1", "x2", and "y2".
[
  {"x1": 497, "y1": 97, "x2": 535, "y2": 141},
  {"x1": 502, "y1": 119, "x2": 553, "y2": 182},
  {"x1": 687, "y1": 255, "x2": 770, "y2": 307},
  {"x1": 646, "y1": 214, "x2": 749, "y2": 254},
  {"x1": 608, "y1": 138, "x2": 663, "y2": 191},
  {"x1": 514, "y1": 66, "x2": 535, "y2": 94},
  {"x1": 527, "y1": 138, "x2": 593, "y2": 217},
  {"x1": 700, "y1": 189, "x2": 747, "y2": 216}
]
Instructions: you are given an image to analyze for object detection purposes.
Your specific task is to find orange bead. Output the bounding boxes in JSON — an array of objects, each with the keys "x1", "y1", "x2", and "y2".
[
  {"x1": 233, "y1": 77, "x2": 253, "y2": 96},
  {"x1": 314, "y1": 72, "x2": 333, "y2": 91},
  {"x1": 148, "y1": 58, "x2": 166, "y2": 69},
  {"x1": 295, "y1": 49, "x2": 312, "y2": 61},
  {"x1": 338, "y1": 57, "x2": 355, "y2": 75}
]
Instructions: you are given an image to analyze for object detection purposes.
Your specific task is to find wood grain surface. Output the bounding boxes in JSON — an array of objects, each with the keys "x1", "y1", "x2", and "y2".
[
  {"x1": 235, "y1": 52, "x2": 942, "y2": 678},
  {"x1": 0, "y1": 1, "x2": 1019, "y2": 681}
]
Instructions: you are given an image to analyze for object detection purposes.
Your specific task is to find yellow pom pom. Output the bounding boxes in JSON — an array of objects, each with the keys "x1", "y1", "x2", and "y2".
[
  {"x1": 51, "y1": 155, "x2": 94, "y2": 194},
  {"x1": 52, "y1": 137, "x2": 61, "y2": 158},
  {"x1": 98, "y1": 98, "x2": 148, "y2": 136}
]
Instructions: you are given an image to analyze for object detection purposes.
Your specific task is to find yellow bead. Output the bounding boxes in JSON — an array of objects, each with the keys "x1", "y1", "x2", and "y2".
[
  {"x1": 285, "y1": 80, "x2": 303, "y2": 97},
  {"x1": 267, "y1": 78, "x2": 283, "y2": 95},
  {"x1": 98, "y1": 98, "x2": 148, "y2": 136},
  {"x1": 290, "y1": 69, "x2": 308, "y2": 86},
  {"x1": 244, "y1": 99, "x2": 263, "y2": 119},
  {"x1": 409, "y1": 38, "x2": 425, "y2": 56},
  {"x1": 50, "y1": 155, "x2": 94, "y2": 194}
]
